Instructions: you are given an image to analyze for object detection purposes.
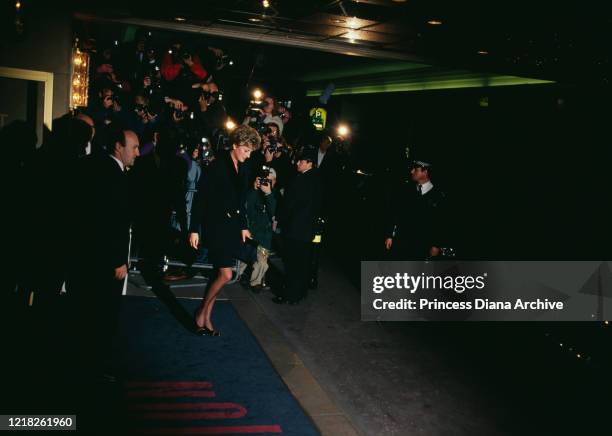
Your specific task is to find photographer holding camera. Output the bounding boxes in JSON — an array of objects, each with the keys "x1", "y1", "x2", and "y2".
[
  {"x1": 129, "y1": 94, "x2": 159, "y2": 140},
  {"x1": 237, "y1": 166, "x2": 278, "y2": 292},
  {"x1": 195, "y1": 82, "x2": 227, "y2": 139},
  {"x1": 88, "y1": 87, "x2": 125, "y2": 128},
  {"x1": 161, "y1": 41, "x2": 207, "y2": 83}
]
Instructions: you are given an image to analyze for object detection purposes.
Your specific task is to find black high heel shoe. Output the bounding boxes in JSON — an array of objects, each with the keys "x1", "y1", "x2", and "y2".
[
  {"x1": 194, "y1": 309, "x2": 221, "y2": 336},
  {"x1": 196, "y1": 326, "x2": 221, "y2": 336}
]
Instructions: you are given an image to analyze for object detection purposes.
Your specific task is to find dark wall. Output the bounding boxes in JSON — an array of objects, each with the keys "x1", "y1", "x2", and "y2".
[
  {"x1": 312, "y1": 84, "x2": 612, "y2": 260},
  {"x1": 0, "y1": 4, "x2": 73, "y2": 123}
]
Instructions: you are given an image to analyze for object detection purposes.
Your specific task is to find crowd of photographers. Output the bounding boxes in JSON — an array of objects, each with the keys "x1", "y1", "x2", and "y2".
[{"x1": 4, "y1": 33, "x2": 348, "y2": 313}]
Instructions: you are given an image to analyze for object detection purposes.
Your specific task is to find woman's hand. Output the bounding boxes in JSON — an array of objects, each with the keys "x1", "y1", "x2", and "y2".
[
  {"x1": 242, "y1": 229, "x2": 252, "y2": 243},
  {"x1": 189, "y1": 232, "x2": 199, "y2": 249}
]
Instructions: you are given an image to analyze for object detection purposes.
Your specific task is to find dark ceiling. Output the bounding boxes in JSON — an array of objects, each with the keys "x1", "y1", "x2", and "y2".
[{"x1": 12, "y1": 0, "x2": 612, "y2": 85}]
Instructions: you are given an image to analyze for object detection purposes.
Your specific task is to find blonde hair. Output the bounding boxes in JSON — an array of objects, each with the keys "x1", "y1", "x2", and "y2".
[{"x1": 230, "y1": 125, "x2": 261, "y2": 151}]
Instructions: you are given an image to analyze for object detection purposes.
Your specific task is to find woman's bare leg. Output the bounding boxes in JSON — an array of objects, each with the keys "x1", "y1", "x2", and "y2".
[{"x1": 196, "y1": 267, "x2": 232, "y2": 330}]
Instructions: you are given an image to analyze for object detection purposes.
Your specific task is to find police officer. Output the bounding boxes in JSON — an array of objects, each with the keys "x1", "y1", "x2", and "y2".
[
  {"x1": 274, "y1": 146, "x2": 321, "y2": 304},
  {"x1": 384, "y1": 159, "x2": 448, "y2": 260}
]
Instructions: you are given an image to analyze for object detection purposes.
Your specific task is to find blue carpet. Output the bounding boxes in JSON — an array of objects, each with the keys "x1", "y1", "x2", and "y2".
[{"x1": 115, "y1": 296, "x2": 319, "y2": 436}]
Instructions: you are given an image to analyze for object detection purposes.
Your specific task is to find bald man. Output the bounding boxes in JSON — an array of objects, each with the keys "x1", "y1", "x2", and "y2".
[{"x1": 69, "y1": 127, "x2": 139, "y2": 381}]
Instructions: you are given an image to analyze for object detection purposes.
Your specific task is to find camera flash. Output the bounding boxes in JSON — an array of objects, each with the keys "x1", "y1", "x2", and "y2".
[
  {"x1": 201, "y1": 137, "x2": 208, "y2": 143},
  {"x1": 253, "y1": 89, "x2": 263, "y2": 100},
  {"x1": 229, "y1": 60, "x2": 234, "y2": 66},
  {"x1": 225, "y1": 119, "x2": 236, "y2": 130},
  {"x1": 337, "y1": 124, "x2": 350, "y2": 136}
]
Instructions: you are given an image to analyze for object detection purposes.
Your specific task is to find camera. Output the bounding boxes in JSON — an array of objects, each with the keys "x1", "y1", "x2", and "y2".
[
  {"x1": 202, "y1": 90, "x2": 222, "y2": 102},
  {"x1": 258, "y1": 165, "x2": 271, "y2": 186},
  {"x1": 266, "y1": 139, "x2": 279, "y2": 154},
  {"x1": 247, "y1": 100, "x2": 267, "y2": 118},
  {"x1": 135, "y1": 104, "x2": 157, "y2": 117}
]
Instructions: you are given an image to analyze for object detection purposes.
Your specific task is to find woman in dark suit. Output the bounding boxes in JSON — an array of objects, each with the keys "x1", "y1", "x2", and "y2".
[{"x1": 189, "y1": 125, "x2": 261, "y2": 335}]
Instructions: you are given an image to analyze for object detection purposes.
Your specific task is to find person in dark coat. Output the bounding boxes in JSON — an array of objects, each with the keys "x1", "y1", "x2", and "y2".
[
  {"x1": 189, "y1": 125, "x2": 261, "y2": 335},
  {"x1": 129, "y1": 126, "x2": 188, "y2": 287},
  {"x1": 68, "y1": 127, "x2": 140, "y2": 378},
  {"x1": 273, "y1": 147, "x2": 322, "y2": 304},
  {"x1": 384, "y1": 160, "x2": 448, "y2": 260},
  {"x1": 238, "y1": 167, "x2": 278, "y2": 292}
]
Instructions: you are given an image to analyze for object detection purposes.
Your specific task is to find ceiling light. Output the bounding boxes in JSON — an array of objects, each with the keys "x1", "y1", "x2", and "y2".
[
  {"x1": 346, "y1": 30, "x2": 357, "y2": 43},
  {"x1": 174, "y1": 17, "x2": 186, "y2": 22},
  {"x1": 427, "y1": 20, "x2": 443, "y2": 26},
  {"x1": 349, "y1": 16, "x2": 359, "y2": 29}
]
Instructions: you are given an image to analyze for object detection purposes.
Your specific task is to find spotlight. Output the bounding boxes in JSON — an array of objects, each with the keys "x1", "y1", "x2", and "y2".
[
  {"x1": 252, "y1": 88, "x2": 263, "y2": 100},
  {"x1": 262, "y1": 0, "x2": 270, "y2": 8},
  {"x1": 337, "y1": 124, "x2": 350, "y2": 136},
  {"x1": 175, "y1": 17, "x2": 187, "y2": 22},
  {"x1": 427, "y1": 20, "x2": 443, "y2": 26},
  {"x1": 225, "y1": 119, "x2": 237, "y2": 131}
]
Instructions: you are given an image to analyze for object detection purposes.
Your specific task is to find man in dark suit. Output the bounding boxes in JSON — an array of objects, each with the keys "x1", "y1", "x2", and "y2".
[
  {"x1": 274, "y1": 147, "x2": 321, "y2": 304},
  {"x1": 69, "y1": 127, "x2": 140, "y2": 378},
  {"x1": 384, "y1": 159, "x2": 448, "y2": 260}
]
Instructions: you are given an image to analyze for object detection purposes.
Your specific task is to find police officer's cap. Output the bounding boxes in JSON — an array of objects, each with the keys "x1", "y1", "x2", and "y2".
[
  {"x1": 412, "y1": 159, "x2": 432, "y2": 169},
  {"x1": 296, "y1": 146, "x2": 318, "y2": 163}
]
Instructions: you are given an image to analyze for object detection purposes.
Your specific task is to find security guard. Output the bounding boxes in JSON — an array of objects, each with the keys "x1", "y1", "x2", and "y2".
[
  {"x1": 274, "y1": 146, "x2": 321, "y2": 304},
  {"x1": 384, "y1": 159, "x2": 448, "y2": 260}
]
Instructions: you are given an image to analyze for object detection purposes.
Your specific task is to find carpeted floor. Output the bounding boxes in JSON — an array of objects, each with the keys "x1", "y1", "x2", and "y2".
[{"x1": 115, "y1": 296, "x2": 319, "y2": 436}]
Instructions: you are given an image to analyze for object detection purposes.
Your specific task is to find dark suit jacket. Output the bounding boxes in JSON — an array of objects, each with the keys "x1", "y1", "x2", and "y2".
[
  {"x1": 385, "y1": 182, "x2": 448, "y2": 259},
  {"x1": 189, "y1": 152, "x2": 248, "y2": 255},
  {"x1": 73, "y1": 154, "x2": 131, "y2": 274},
  {"x1": 279, "y1": 168, "x2": 321, "y2": 242}
]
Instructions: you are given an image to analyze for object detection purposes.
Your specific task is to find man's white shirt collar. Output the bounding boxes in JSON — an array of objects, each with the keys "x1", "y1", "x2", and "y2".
[
  {"x1": 419, "y1": 181, "x2": 433, "y2": 195},
  {"x1": 317, "y1": 149, "x2": 326, "y2": 166}
]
